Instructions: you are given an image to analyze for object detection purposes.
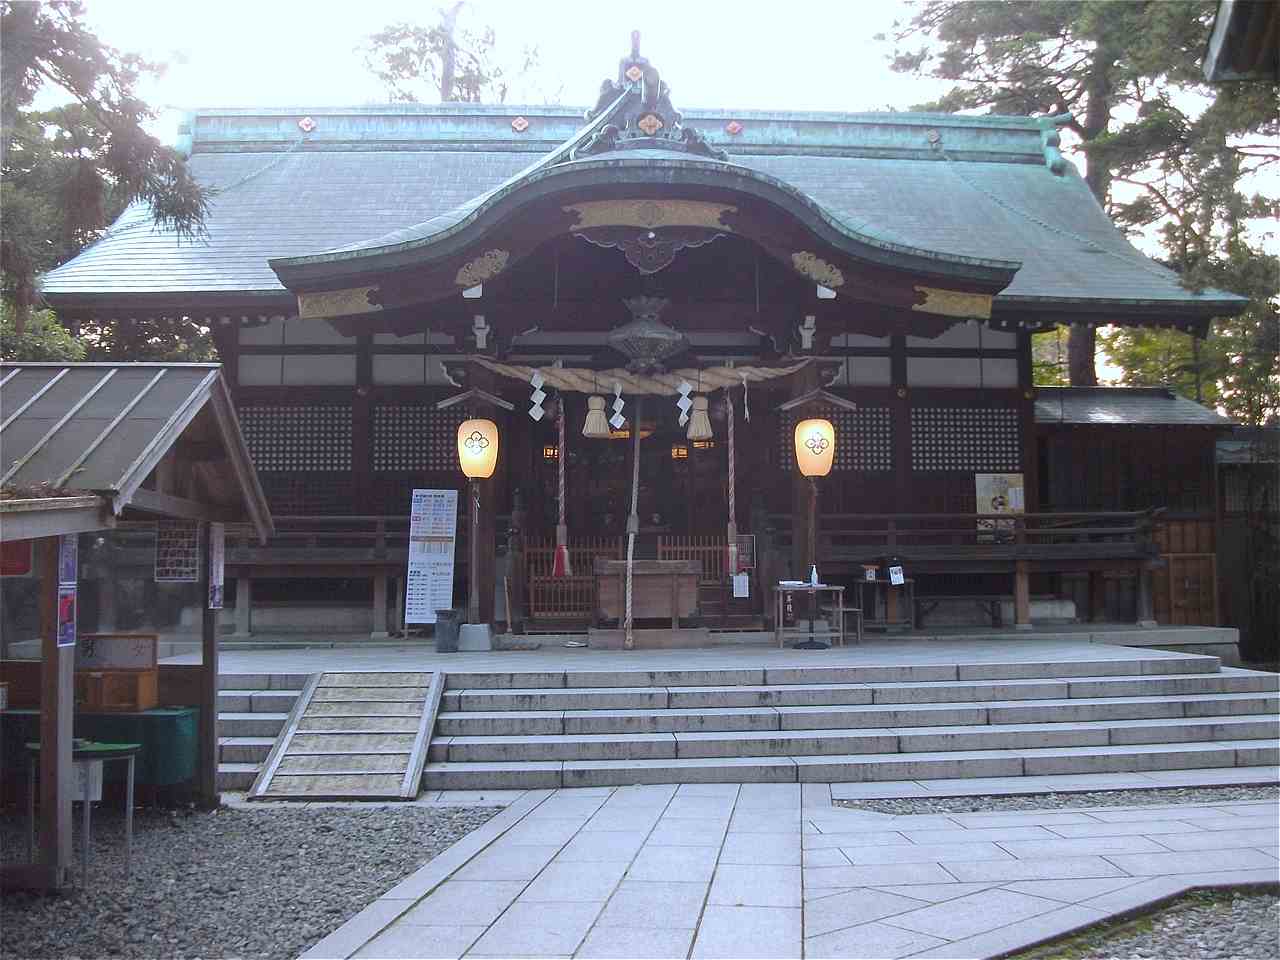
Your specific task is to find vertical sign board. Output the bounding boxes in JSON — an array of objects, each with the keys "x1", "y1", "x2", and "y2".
[
  {"x1": 208, "y1": 523, "x2": 225, "y2": 609},
  {"x1": 404, "y1": 489, "x2": 459, "y2": 624},
  {"x1": 57, "y1": 534, "x2": 78, "y2": 647}
]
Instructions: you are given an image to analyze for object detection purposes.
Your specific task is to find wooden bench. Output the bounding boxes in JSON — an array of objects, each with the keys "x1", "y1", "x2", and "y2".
[{"x1": 914, "y1": 595, "x2": 1004, "y2": 628}]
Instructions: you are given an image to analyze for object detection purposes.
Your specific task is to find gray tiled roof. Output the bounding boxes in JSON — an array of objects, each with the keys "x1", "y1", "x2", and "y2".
[
  {"x1": 0, "y1": 363, "x2": 272, "y2": 538},
  {"x1": 41, "y1": 105, "x2": 1243, "y2": 312},
  {"x1": 1035, "y1": 387, "x2": 1235, "y2": 427}
]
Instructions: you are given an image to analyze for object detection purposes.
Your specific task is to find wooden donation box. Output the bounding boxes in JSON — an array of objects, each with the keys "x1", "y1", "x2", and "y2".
[
  {"x1": 74, "y1": 634, "x2": 159, "y2": 712},
  {"x1": 594, "y1": 558, "x2": 700, "y2": 628}
]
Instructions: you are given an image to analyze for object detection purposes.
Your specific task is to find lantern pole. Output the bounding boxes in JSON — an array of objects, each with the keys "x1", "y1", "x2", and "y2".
[{"x1": 468, "y1": 477, "x2": 481, "y2": 625}]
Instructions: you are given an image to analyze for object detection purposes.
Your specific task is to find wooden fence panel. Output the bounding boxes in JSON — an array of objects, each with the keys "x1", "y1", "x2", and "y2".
[{"x1": 658, "y1": 536, "x2": 727, "y2": 584}]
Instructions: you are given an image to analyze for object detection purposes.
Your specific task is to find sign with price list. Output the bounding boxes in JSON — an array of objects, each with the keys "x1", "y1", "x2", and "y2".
[{"x1": 404, "y1": 489, "x2": 459, "y2": 624}]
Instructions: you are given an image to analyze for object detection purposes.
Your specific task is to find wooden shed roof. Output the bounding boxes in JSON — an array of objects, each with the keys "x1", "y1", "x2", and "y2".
[{"x1": 0, "y1": 363, "x2": 272, "y2": 542}]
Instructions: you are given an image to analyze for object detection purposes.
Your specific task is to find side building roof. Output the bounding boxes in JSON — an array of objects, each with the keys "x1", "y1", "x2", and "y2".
[{"x1": 1035, "y1": 387, "x2": 1236, "y2": 427}]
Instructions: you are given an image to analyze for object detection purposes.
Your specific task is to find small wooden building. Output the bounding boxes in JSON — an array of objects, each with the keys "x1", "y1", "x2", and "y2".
[
  {"x1": 0, "y1": 362, "x2": 271, "y2": 889},
  {"x1": 37, "y1": 40, "x2": 1247, "y2": 637}
]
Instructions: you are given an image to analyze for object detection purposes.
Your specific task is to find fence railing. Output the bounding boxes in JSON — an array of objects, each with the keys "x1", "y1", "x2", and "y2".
[
  {"x1": 767, "y1": 509, "x2": 1162, "y2": 562},
  {"x1": 523, "y1": 537, "x2": 620, "y2": 621},
  {"x1": 658, "y1": 535, "x2": 727, "y2": 584}
]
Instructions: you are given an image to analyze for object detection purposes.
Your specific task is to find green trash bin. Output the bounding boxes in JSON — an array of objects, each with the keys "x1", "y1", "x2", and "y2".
[{"x1": 434, "y1": 609, "x2": 461, "y2": 653}]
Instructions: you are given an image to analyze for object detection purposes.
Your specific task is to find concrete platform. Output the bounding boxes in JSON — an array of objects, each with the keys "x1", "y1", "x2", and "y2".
[{"x1": 172, "y1": 629, "x2": 1242, "y2": 674}]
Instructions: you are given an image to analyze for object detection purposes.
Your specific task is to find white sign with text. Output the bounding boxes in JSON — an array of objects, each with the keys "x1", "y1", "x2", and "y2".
[{"x1": 404, "y1": 489, "x2": 459, "y2": 624}]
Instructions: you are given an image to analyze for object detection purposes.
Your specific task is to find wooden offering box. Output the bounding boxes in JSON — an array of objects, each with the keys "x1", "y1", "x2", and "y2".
[
  {"x1": 74, "y1": 634, "x2": 159, "y2": 712},
  {"x1": 593, "y1": 558, "x2": 700, "y2": 628}
]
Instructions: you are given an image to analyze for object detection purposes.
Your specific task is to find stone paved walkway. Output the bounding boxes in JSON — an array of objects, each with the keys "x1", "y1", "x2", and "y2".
[{"x1": 302, "y1": 781, "x2": 1279, "y2": 960}]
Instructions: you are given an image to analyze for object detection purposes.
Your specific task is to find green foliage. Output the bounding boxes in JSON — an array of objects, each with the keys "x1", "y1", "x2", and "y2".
[
  {"x1": 0, "y1": 304, "x2": 85, "y2": 360},
  {"x1": 1, "y1": 0, "x2": 208, "y2": 327},
  {"x1": 361, "y1": 2, "x2": 541, "y2": 104},
  {"x1": 79, "y1": 316, "x2": 216, "y2": 362},
  {"x1": 1032, "y1": 327, "x2": 1071, "y2": 386}
]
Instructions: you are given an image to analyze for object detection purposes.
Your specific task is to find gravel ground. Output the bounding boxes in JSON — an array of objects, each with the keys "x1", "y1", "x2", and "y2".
[
  {"x1": 836, "y1": 783, "x2": 1280, "y2": 815},
  {"x1": 1, "y1": 803, "x2": 500, "y2": 960},
  {"x1": 1009, "y1": 888, "x2": 1280, "y2": 960}
]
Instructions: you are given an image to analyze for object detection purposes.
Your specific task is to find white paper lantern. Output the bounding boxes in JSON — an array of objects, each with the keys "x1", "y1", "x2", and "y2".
[
  {"x1": 457, "y1": 418, "x2": 499, "y2": 479},
  {"x1": 794, "y1": 418, "x2": 835, "y2": 478}
]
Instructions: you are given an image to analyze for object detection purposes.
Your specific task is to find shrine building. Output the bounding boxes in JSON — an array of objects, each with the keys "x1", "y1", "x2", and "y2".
[{"x1": 38, "y1": 38, "x2": 1245, "y2": 645}]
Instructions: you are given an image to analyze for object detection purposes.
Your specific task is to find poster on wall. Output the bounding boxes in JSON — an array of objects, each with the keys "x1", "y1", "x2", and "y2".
[
  {"x1": 208, "y1": 522, "x2": 225, "y2": 609},
  {"x1": 976, "y1": 473, "x2": 1025, "y2": 542},
  {"x1": 404, "y1": 489, "x2": 459, "y2": 624},
  {"x1": 57, "y1": 534, "x2": 78, "y2": 647}
]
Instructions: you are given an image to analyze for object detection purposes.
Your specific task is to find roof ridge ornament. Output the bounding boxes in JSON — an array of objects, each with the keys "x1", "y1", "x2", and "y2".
[{"x1": 575, "y1": 31, "x2": 727, "y2": 161}]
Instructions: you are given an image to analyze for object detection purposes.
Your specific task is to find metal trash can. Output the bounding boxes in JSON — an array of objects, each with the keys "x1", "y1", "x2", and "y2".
[{"x1": 434, "y1": 609, "x2": 461, "y2": 653}]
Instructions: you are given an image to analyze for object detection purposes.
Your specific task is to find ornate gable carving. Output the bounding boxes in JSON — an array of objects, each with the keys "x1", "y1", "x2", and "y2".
[{"x1": 574, "y1": 31, "x2": 728, "y2": 161}]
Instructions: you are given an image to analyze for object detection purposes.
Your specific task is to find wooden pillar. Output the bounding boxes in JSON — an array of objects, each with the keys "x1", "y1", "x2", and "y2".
[
  {"x1": 1088, "y1": 570, "x2": 1107, "y2": 623},
  {"x1": 197, "y1": 522, "x2": 220, "y2": 809},
  {"x1": 372, "y1": 573, "x2": 389, "y2": 639},
  {"x1": 233, "y1": 576, "x2": 252, "y2": 637},
  {"x1": 1014, "y1": 559, "x2": 1032, "y2": 630},
  {"x1": 1136, "y1": 561, "x2": 1157, "y2": 627},
  {"x1": 37, "y1": 537, "x2": 73, "y2": 887}
]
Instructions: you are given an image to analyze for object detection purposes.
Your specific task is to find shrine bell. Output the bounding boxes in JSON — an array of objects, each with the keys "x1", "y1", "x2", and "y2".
[{"x1": 793, "y1": 418, "x2": 835, "y2": 478}]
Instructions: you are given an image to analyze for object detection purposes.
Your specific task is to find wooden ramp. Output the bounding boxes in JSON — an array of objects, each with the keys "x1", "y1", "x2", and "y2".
[{"x1": 248, "y1": 671, "x2": 442, "y2": 800}]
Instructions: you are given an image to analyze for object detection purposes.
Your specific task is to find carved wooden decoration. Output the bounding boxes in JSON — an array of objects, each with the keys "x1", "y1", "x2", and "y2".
[
  {"x1": 564, "y1": 200, "x2": 736, "y2": 231},
  {"x1": 912, "y1": 285, "x2": 994, "y2": 319},
  {"x1": 297, "y1": 285, "x2": 382, "y2": 320},
  {"x1": 455, "y1": 249, "x2": 510, "y2": 287},
  {"x1": 791, "y1": 251, "x2": 845, "y2": 289},
  {"x1": 575, "y1": 226, "x2": 725, "y2": 274}
]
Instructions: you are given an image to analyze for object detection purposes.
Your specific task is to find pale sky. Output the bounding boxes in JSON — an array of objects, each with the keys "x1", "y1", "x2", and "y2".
[{"x1": 78, "y1": 0, "x2": 951, "y2": 115}]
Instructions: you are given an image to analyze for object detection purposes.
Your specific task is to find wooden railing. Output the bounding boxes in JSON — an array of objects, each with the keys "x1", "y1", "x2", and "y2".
[
  {"x1": 225, "y1": 514, "x2": 506, "y2": 567},
  {"x1": 767, "y1": 509, "x2": 1163, "y2": 564},
  {"x1": 524, "y1": 537, "x2": 620, "y2": 621},
  {"x1": 658, "y1": 535, "x2": 727, "y2": 584}
]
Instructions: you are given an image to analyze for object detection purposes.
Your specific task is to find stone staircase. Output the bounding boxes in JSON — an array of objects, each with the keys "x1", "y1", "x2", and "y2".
[
  {"x1": 422, "y1": 654, "x2": 1280, "y2": 790},
  {"x1": 216, "y1": 673, "x2": 308, "y2": 790}
]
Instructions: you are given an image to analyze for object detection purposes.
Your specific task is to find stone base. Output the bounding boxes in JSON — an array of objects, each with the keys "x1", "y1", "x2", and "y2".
[
  {"x1": 587, "y1": 627, "x2": 713, "y2": 649},
  {"x1": 458, "y1": 623, "x2": 493, "y2": 652}
]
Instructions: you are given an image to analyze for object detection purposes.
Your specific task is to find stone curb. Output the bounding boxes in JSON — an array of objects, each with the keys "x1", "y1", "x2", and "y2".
[{"x1": 297, "y1": 788, "x2": 553, "y2": 960}]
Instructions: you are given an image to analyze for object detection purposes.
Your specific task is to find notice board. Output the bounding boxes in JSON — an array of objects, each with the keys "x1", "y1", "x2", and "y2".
[{"x1": 404, "y1": 489, "x2": 458, "y2": 624}]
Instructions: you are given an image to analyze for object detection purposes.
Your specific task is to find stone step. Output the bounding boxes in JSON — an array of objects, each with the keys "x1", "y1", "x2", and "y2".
[
  {"x1": 218, "y1": 736, "x2": 275, "y2": 764},
  {"x1": 436, "y1": 691, "x2": 1279, "y2": 737},
  {"x1": 216, "y1": 762, "x2": 259, "y2": 791},
  {"x1": 422, "y1": 739, "x2": 1278, "y2": 790},
  {"x1": 434, "y1": 715, "x2": 1277, "y2": 763},
  {"x1": 217, "y1": 711, "x2": 290, "y2": 738},
  {"x1": 440, "y1": 671, "x2": 1274, "y2": 714},
  {"x1": 438, "y1": 655, "x2": 1222, "y2": 691},
  {"x1": 218, "y1": 673, "x2": 311, "y2": 691},
  {"x1": 216, "y1": 689, "x2": 301, "y2": 713}
]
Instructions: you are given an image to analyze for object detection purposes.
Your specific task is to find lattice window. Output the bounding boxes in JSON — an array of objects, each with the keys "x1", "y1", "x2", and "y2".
[
  {"x1": 910, "y1": 406, "x2": 1020, "y2": 472},
  {"x1": 238, "y1": 404, "x2": 352, "y2": 472},
  {"x1": 258, "y1": 475, "x2": 355, "y2": 516},
  {"x1": 372, "y1": 403, "x2": 466, "y2": 472},
  {"x1": 778, "y1": 406, "x2": 892, "y2": 472}
]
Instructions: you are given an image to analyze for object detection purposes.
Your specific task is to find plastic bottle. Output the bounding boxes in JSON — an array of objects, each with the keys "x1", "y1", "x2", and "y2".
[{"x1": 809, "y1": 564, "x2": 819, "y2": 586}]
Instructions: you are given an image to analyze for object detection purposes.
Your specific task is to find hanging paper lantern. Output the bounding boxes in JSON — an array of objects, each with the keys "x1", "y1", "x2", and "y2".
[
  {"x1": 457, "y1": 419, "x2": 499, "y2": 479},
  {"x1": 686, "y1": 395, "x2": 713, "y2": 441},
  {"x1": 794, "y1": 418, "x2": 835, "y2": 478},
  {"x1": 582, "y1": 396, "x2": 611, "y2": 438}
]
